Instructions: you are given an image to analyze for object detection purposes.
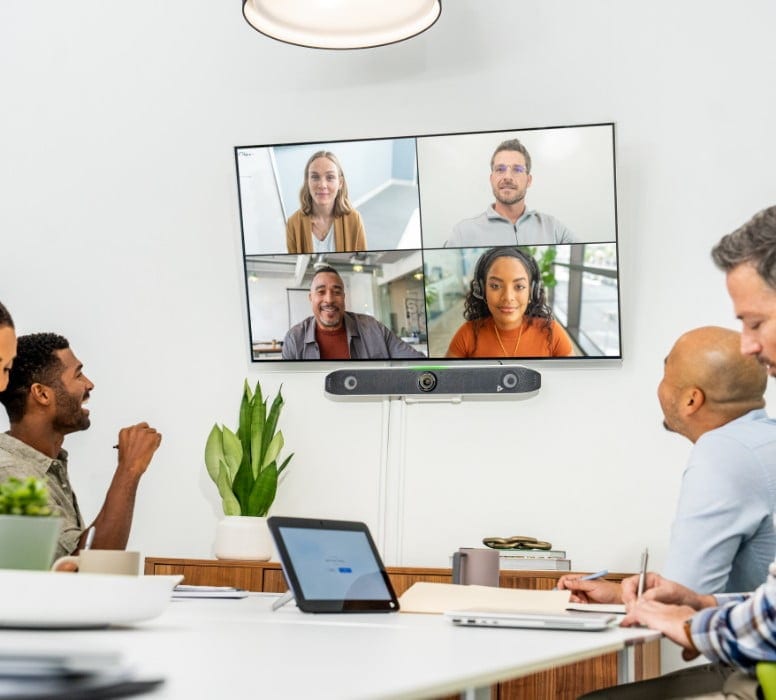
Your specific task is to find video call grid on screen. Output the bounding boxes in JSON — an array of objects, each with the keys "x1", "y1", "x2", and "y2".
[{"x1": 235, "y1": 122, "x2": 621, "y2": 363}]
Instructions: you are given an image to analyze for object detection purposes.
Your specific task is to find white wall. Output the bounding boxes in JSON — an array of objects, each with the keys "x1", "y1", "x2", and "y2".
[{"x1": 2, "y1": 1, "x2": 776, "y2": 580}]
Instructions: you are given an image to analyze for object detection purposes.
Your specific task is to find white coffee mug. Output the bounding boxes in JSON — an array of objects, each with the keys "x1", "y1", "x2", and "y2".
[{"x1": 52, "y1": 549, "x2": 141, "y2": 576}]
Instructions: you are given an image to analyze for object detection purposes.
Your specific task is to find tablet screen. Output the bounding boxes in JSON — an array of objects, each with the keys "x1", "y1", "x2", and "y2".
[{"x1": 268, "y1": 517, "x2": 399, "y2": 613}]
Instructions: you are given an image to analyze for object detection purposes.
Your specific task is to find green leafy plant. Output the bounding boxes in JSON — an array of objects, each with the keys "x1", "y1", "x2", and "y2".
[
  {"x1": 0, "y1": 477, "x2": 54, "y2": 516},
  {"x1": 424, "y1": 284, "x2": 438, "y2": 309},
  {"x1": 525, "y1": 246, "x2": 558, "y2": 289},
  {"x1": 205, "y1": 380, "x2": 293, "y2": 517}
]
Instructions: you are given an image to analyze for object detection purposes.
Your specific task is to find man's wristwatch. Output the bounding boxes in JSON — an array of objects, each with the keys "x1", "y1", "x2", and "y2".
[{"x1": 683, "y1": 618, "x2": 699, "y2": 653}]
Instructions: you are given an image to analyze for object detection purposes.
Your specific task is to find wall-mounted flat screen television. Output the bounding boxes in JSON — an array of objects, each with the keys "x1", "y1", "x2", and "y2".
[{"x1": 235, "y1": 122, "x2": 620, "y2": 363}]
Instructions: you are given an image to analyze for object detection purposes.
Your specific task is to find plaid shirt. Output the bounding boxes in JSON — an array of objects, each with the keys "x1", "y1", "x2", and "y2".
[{"x1": 690, "y1": 561, "x2": 776, "y2": 674}]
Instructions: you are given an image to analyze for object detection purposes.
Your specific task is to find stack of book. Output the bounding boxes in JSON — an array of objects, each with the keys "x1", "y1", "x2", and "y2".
[{"x1": 496, "y1": 548, "x2": 571, "y2": 571}]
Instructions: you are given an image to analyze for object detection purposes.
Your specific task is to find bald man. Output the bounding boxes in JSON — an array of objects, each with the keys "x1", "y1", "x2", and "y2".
[
  {"x1": 657, "y1": 326, "x2": 776, "y2": 593},
  {"x1": 561, "y1": 326, "x2": 776, "y2": 602}
]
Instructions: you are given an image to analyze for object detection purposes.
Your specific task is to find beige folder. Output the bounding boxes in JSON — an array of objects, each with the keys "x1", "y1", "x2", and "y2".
[{"x1": 398, "y1": 582, "x2": 570, "y2": 614}]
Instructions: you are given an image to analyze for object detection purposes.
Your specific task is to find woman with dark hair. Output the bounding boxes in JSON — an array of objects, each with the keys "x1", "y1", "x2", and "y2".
[
  {"x1": 286, "y1": 151, "x2": 367, "y2": 254},
  {"x1": 446, "y1": 247, "x2": 574, "y2": 358},
  {"x1": 0, "y1": 302, "x2": 16, "y2": 392}
]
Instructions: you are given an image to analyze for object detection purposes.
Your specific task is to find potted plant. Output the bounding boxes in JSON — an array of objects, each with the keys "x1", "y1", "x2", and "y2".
[
  {"x1": 205, "y1": 379, "x2": 293, "y2": 560},
  {"x1": 0, "y1": 476, "x2": 61, "y2": 570}
]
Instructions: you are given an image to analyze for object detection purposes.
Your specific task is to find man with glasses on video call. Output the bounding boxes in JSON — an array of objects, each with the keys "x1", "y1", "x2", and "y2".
[{"x1": 444, "y1": 138, "x2": 578, "y2": 248}]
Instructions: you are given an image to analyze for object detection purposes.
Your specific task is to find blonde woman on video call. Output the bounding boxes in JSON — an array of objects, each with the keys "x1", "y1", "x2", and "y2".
[
  {"x1": 446, "y1": 246, "x2": 574, "y2": 358},
  {"x1": 285, "y1": 150, "x2": 367, "y2": 254}
]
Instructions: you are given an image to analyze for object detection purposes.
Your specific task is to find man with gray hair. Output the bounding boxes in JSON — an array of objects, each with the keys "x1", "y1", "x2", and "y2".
[
  {"x1": 282, "y1": 266, "x2": 425, "y2": 360},
  {"x1": 714, "y1": 205, "x2": 776, "y2": 376},
  {"x1": 445, "y1": 138, "x2": 577, "y2": 247}
]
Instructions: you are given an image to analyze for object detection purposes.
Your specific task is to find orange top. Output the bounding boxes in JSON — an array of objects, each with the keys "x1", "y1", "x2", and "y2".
[
  {"x1": 316, "y1": 324, "x2": 349, "y2": 360},
  {"x1": 446, "y1": 317, "x2": 574, "y2": 358}
]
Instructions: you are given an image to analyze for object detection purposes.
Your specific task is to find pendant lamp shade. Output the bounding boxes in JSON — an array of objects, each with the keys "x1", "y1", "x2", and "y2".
[{"x1": 242, "y1": 0, "x2": 442, "y2": 49}]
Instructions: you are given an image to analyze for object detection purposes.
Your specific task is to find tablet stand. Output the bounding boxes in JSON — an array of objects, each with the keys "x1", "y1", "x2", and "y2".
[{"x1": 271, "y1": 591, "x2": 295, "y2": 612}]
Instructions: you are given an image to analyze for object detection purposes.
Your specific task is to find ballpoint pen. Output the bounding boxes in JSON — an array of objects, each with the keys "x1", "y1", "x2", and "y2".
[
  {"x1": 637, "y1": 548, "x2": 649, "y2": 598},
  {"x1": 556, "y1": 569, "x2": 608, "y2": 589},
  {"x1": 580, "y1": 569, "x2": 608, "y2": 581}
]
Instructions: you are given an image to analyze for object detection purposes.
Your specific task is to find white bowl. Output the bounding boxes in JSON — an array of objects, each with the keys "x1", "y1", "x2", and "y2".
[{"x1": 0, "y1": 569, "x2": 182, "y2": 628}]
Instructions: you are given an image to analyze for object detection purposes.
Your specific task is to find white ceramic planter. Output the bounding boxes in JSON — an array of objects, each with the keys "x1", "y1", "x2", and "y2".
[{"x1": 214, "y1": 515, "x2": 272, "y2": 561}]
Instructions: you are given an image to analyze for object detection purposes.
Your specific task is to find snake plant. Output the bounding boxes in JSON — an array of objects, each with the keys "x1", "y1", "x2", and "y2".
[{"x1": 205, "y1": 379, "x2": 293, "y2": 517}]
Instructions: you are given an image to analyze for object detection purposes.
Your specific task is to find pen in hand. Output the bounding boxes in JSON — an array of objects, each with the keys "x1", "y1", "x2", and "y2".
[
  {"x1": 580, "y1": 569, "x2": 608, "y2": 581},
  {"x1": 556, "y1": 569, "x2": 608, "y2": 589},
  {"x1": 636, "y1": 548, "x2": 649, "y2": 598}
]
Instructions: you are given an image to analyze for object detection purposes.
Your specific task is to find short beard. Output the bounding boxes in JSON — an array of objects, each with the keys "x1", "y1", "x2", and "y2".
[
  {"x1": 316, "y1": 307, "x2": 343, "y2": 328},
  {"x1": 52, "y1": 381, "x2": 90, "y2": 433},
  {"x1": 494, "y1": 189, "x2": 525, "y2": 207}
]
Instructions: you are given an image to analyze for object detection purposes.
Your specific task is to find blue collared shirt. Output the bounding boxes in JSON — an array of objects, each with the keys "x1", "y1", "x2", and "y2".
[{"x1": 663, "y1": 409, "x2": 776, "y2": 594}]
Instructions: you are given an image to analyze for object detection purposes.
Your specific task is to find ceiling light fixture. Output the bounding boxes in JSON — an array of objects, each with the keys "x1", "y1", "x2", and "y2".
[{"x1": 242, "y1": 0, "x2": 442, "y2": 50}]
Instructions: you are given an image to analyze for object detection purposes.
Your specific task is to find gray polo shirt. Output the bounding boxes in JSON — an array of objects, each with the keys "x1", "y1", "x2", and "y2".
[
  {"x1": 445, "y1": 206, "x2": 577, "y2": 247},
  {"x1": 0, "y1": 432, "x2": 84, "y2": 560}
]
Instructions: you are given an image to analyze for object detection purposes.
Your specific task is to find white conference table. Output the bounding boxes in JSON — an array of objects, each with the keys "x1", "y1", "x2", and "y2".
[{"x1": 0, "y1": 594, "x2": 660, "y2": 699}]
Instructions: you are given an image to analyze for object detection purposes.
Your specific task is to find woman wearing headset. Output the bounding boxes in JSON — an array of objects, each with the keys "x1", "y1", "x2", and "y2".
[{"x1": 446, "y1": 247, "x2": 574, "y2": 358}]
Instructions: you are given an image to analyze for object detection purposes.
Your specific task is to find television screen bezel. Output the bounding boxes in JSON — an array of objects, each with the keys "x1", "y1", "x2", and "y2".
[{"x1": 234, "y1": 121, "x2": 622, "y2": 365}]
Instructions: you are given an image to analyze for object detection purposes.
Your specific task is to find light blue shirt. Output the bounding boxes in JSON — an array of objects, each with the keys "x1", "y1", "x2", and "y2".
[
  {"x1": 663, "y1": 409, "x2": 776, "y2": 594},
  {"x1": 444, "y1": 206, "x2": 577, "y2": 247}
]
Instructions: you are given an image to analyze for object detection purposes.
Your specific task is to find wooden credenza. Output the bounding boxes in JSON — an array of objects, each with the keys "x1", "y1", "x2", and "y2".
[{"x1": 145, "y1": 557, "x2": 659, "y2": 700}]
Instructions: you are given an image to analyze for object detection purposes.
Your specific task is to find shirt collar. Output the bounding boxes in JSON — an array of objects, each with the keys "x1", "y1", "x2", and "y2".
[
  {"x1": 305, "y1": 312, "x2": 359, "y2": 343},
  {"x1": 486, "y1": 205, "x2": 537, "y2": 224},
  {"x1": 0, "y1": 432, "x2": 68, "y2": 476}
]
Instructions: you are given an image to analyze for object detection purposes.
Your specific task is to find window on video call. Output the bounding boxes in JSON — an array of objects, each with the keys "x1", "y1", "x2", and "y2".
[{"x1": 236, "y1": 123, "x2": 620, "y2": 363}]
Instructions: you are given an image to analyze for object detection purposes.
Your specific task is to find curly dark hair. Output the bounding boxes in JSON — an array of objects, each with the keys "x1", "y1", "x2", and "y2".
[
  {"x1": 0, "y1": 333, "x2": 69, "y2": 423},
  {"x1": 0, "y1": 302, "x2": 13, "y2": 329},
  {"x1": 712, "y1": 206, "x2": 776, "y2": 290},
  {"x1": 464, "y1": 247, "x2": 555, "y2": 351}
]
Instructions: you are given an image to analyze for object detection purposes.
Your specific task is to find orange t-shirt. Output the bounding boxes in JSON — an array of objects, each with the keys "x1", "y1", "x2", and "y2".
[
  {"x1": 446, "y1": 317, "x2": 574, "y2": 358},
  {"x1": 315, "y1": 325, "x2": 350, "y2": 359}
]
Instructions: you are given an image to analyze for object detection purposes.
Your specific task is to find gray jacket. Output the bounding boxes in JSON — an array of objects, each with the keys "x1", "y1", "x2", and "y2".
[{"x1": 282, "y1": 312, "x2": 425, "y2": 360}]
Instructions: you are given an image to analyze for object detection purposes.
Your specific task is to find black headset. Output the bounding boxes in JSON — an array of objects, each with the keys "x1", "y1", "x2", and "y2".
[{"x1": 471, "y1": 247, "x2": 541, "y2": 304}]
